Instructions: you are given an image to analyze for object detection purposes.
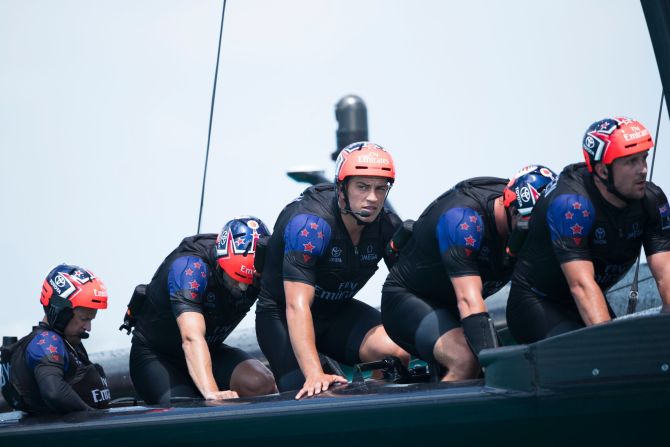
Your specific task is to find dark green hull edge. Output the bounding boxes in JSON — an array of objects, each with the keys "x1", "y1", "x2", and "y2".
[{"x1": 2, "y1": 312, "x2": 669, "y2": 446}]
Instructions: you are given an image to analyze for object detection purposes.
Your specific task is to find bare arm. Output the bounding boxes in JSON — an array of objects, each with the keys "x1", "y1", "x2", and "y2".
[
  {"x1": 450, "y1": 275, "x2": 500, "y2": 355},
  {"x1": 176, "y1": 311, "x2": 238, "y2": 400},
  {"x1": 560, "y1": 260, "x2": 611, "y2": 325},
  {"x1": 450, "y1": 275, "x2": 487, "y2": 319},
  {"x1": 284, "y1": 281, "x2": 346, "y2": 399},
  {"x1": 647, "y1": 251, "x2": 670, "y2": 309}
]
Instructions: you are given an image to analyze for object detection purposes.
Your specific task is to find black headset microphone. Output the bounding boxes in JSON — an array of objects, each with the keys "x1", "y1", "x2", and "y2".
[{"x1": 352, "y1": 209, "x2": 372, "y2": 218}]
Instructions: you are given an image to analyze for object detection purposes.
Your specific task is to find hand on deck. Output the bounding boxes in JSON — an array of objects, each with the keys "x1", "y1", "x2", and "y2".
[
  {"x1": 295, "y1": 373, "x2": 347, "y2": 400},
  {"x1": 204, "y1": 390, "x2": 239, "y2": 400}
]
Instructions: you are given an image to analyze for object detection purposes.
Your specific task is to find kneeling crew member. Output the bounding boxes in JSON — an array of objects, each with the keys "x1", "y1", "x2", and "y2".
[
  {"x1": 256, "y1": 142, "x2": 409, "y2": 399},
  {"x1": 1, "y1": 264, "x2": 111, "y2": 414},
  {"x1": 507, "y1": 117, "x2": 670, "y2": 342},
  {"x1": 382, "y1": 165, "x2": 556, "y2": 380},
  {"x1": 128, "y1": 217, "x2": 277, "y2": 405}
]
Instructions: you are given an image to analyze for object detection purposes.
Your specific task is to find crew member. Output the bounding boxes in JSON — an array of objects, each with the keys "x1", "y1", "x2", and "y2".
[
  {"x1": 507, "y1": 117, "x2": 670, "y2": 342},
  {"x1": 128, "y1": 217, "x2": 277, "y2": 405},
  {"x1": 382, "y1": 165, "x2": 556, "y2": 379},
  {"x1": 1, "y1": 264, "x2": 111, "y2": 414},
  {"x1": 256, "y1": 142, "x2": 409, "y2": 399}
]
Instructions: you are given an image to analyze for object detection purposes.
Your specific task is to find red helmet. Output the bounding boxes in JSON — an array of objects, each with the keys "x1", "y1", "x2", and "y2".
[
  {"x1": 582, "y1": 117, "x2": 653, "y2": 172},
  {"x1": 334, "y1": 142, "x2": 396, "y2": 184},
  {"x1": 215, "y1": 216, "x2": 270, "y2": 285},
  {"x1": 503, "y1": 165, "x2": 557, "y2": 216},
  {"x1": 40, "y1": 264, "x2": 108, "y2": 332}
]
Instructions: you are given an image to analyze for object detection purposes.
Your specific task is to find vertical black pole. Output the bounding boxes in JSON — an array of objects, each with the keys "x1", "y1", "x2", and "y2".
[{"x1": 197, "y1": 0, "x2": 227, "y2": 234}]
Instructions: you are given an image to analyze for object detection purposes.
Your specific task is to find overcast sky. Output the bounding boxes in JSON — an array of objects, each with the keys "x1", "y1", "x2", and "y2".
[{"x1": 1, "y1": 0, "x2": 668, "y2": 352}]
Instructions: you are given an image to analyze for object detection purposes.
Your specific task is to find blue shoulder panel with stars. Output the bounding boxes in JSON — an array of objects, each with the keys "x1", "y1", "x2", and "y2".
[
  {"x1": 168, "y1": 255, "x2": 210, "y2": 304},
  {"x1": 284, "y1": 214, "x2": 332, "y2": 262},
  {"x1": 546, "y1": 194, "x2": 595, "y2": 244},
  {"x1": 26, "y1": 330, "x2": 68, "y2": 371},
  {"x1": 436, "y1": 207, "x2": 484, "y2": 254},
  {"x1": 660, "y1": 202, "x2": 670, "y2": 231}
]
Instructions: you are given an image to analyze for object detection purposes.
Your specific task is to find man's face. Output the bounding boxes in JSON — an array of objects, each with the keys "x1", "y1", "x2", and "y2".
[
  {"x1": 610, "y1": 151, "x2": 648, "y2": 200},
  {"x1": 339, "y1": 176, "x2": 391, "y2": 222},
  {"x1": 63, "y1": 307, "x2": 97, "y2": 345}
]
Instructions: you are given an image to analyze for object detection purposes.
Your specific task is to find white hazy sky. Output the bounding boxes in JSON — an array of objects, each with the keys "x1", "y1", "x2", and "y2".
[{"x1": 1, "y1": 0, "x2": 668, "y2": 352}]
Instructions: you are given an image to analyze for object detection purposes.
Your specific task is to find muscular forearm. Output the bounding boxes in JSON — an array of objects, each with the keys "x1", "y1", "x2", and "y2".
[
  {"x1": 35, "y1": 365, "x2": 92, "y2": 413},
  {"x1": 570, "y1": 283, "x2": 611, "y2": 325},
  {"x1": 286, "y1": 305, "x2": 322, "y2": 378},
  {"x1": 451, "y1": 275, "x2": 487, "y2": 319},
  {"x1": 182, "y1": 337, "x2": 220, "y2": 397}
]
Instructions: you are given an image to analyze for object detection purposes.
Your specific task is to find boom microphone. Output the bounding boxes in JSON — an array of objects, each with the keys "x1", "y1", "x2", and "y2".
[
  {"x1": 353, "y1": 210, "x2": 372, "y2": 218},
  {"x1": 78, "y1": 332, "x2": 90, "y2": 339}
]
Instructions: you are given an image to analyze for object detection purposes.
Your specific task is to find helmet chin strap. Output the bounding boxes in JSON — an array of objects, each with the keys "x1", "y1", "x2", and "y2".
[{"x1": 595, "y1": 166, "x2": 630, "y2": 204}]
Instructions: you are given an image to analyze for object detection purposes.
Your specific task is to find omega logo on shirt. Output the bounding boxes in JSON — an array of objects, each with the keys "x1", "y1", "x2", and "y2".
[{"x1": 360, "y1": 245, "x2": 378, "y2": 262}]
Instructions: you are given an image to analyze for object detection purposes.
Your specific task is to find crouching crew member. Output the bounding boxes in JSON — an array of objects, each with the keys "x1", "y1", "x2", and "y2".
[
  {"x1": 382, "y1": 165, "x2": 556, "y2": 380},
  {"x1": 256, "y1": 142, "x2": 409, "y2": 399},
  {"x1": 507, "y1": 117, "x2": 670, "y2": 343},
  {"x1": 1, "y1": 264, "x2": 111, "y2": 414},
  {"x1": 127, "y1": 217, "x2": 277, "y2": 405}
]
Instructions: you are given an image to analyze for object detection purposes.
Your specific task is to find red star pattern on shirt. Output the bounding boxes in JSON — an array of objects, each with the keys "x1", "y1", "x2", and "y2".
[
  {"x1": 47, "y1": 345, "x2": 58, "y2": 354},
  {"x1": 571, "y1": 223, "x2": 583, "y2": 235},
  {"x1": 193, "y1": 262, "x2": 202, "y2": 269},
  {"x1": 572, "y1": 201, "x2": 582, "y2": 210},
  {"x1": 464, "y1": 235, "x2": 476, "y2": 246},
  {"x1": 37, "y1": 339, "x2": 45, "y2": 345},
  {"x1": 300, "y1": 229, "x2": 309, "y2": 237},
  {"x1": 317, "y1": 231, "x2": 324, "y2": 239},
  {"x1": 303, "y1": 242, "x2": 315, "y2": 253},
  {"x1": 565, "y1": 211, "x2": 573, "y2": 220},
  {"x1": 185, "y1": 268, "x2": 194, "y2": 276},
  {"x1": 189, "y1": 280, "x2": 200, "y2": 290},
  {"x1": 201, "y1": 271, "x2": 207, "y2": 278},
  {"x1": 51, "y1": 354, "x2": 60, "y2": 362},
  {"x1": 51, "y1": 335, "x2": 58, "y2": 341},
  {"x1": 460, "y1": 223, "x2": 469, "y2": 230},
  {"x1": 190, "y1": 291, "x2": 198, "y2": 299},
  {"x1": 303, "y1": 254, "x2": 311, "y2": 262},
  {"x1": 469, "y1": 216, "x2": 478, "y2": 223},
  {"x1": 582, "y1": 210, "x2": 590, "y2": 218},
  {"x1": 310, "y1": 222, "x2": 319, "y2": 230},
  {"x1": 41, "y1": 331, "x2": 49, "y2": 337}
]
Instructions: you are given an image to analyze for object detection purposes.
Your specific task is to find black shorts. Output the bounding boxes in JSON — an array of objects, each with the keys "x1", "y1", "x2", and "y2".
[
  {"x1": 129, "y1": 337, "x2": 254, "y2": 405},
  {"x1": 381, "y1": 276, "x2": 460, "y2": 365},
  {"x1": 506, "y1": 281, "x2": 592, "y2": 344},
  {"x1": 255, "y1": 298, "x2": 381, "y2": 392}
]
